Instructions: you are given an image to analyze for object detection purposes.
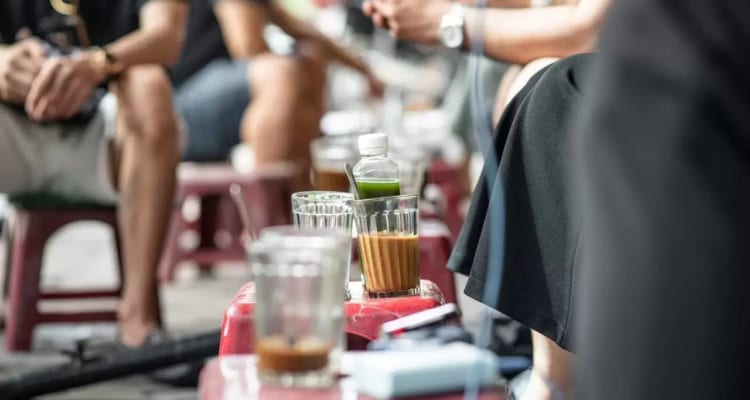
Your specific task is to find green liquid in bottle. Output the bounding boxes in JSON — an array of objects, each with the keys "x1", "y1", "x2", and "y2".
[{"x1": 356, "y1": 179, "x2": 401, "y2": 199}]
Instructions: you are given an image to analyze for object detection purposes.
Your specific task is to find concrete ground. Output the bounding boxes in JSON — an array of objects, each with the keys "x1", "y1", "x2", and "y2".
[{"x1": 0, "y1": 221, "x2": 485, "y2": 399}]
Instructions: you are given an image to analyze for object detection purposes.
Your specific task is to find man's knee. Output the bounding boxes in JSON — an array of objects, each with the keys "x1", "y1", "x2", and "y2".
[
  {"x1": 251, "y1": 55, "x2": 304, "y2": 96},
  {"x1": 114, "y1": 65, "x2": 179, "y2": 150}
]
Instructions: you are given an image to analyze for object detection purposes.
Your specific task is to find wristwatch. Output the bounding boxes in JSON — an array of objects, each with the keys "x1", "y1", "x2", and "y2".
[
  {"x1": 439, "y1": 3, "x2": 466, "y2": 49},
  {"x1": 530, "y1": 0, "x2": 553, "y2": 7},
  {"x1": 91, "y1": 46, "x2": 125, "y2": 78}
]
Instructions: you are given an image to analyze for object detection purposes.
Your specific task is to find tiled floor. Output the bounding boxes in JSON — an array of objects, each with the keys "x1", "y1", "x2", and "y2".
[{"x1": 0, "y1": 222, "x2": 485, "y2": 399}]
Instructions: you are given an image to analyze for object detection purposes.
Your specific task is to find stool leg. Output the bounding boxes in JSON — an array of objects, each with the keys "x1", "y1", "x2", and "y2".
[
  {"x1": 196, "y1": 195, "x2": 220, "y2": 276},
  {"x1": 0, "y1": 212, "x2": 14, "y2": 328},
  {"x1": 5, "y1": 212, "x2": 45, "y2": 351}
]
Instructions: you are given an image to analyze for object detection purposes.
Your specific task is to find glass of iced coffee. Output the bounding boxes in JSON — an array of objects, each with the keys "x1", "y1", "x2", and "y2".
[
  {"x1": 249, "y1": 227, "x2": 349, "y2": 388},
  {"x1": 352, "y1": 194, "x2": 420, "y2": 297},
  {"x1": 291, "y1": 191, "x2": 354, "y2": 300}
]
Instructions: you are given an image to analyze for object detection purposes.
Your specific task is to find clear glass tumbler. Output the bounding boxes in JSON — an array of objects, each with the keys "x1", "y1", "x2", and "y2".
[
  {"x1": 352, "y1": 194, "x2": 420, "y2": 298},
  {"x1": 250, "y1": 227, "x2": 349, "y2": 388},
  {"x1": 291, "y1": 191, "x2": 354, "y2": 300},
  {"x1": 391, "y1": 147, "x2": 428, "y2": 196},
  {"x1": 310, "y1": 136, "x2": 357, "y2": 193},
  {"x1": 396, "y1": 159, "x2": 427, "y2": 196}
]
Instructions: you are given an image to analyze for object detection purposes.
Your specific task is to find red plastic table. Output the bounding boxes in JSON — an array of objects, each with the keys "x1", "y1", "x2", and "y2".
[
  {"x1": 219, "y1": 280, "x2": 445, "y2": 356},
  {"x1": 199, "y1": 355, "x2": 509, "y2": 400}
]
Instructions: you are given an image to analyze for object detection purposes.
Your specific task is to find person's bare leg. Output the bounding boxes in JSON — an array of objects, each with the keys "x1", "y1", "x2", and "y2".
[
  {"x1": 493, "y1": 64, "x2": 522, "y2": 124},
  {"x1": 241, "y1": 50, "x2": 326, "y2": 191},
  {"x1": 493, "y1": 58, "x2": 559, "y2": 121},
  {"x1": 523, "y1": 331, "x2": 574, "y2": 400},
  {"x1": 110, "y1": 65, "x2": 180, "y2": 347}
]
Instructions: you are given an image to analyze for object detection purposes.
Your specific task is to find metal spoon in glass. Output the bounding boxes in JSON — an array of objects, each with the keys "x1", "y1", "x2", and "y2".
[
  {"x1": 345, "y1": 163, "x2": 360, "y2": 200},
  {"x1": 229, "y1": 183, "x2": 257, "y2": 242}
]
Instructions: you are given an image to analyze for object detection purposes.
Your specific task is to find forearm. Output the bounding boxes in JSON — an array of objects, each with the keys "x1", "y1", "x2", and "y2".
[
  {"x1": 464, "y1": 5, "x2": 602, "y2": 64},
  {"x1": 459, "y1": 0, "x2": 531, "y2": 8},
  {"x1": 460, "y1": 0, "x2": 580, "y2": 10},
  {"x1": 213, "y1": 0, "x2": 269, "y2": 59},
  {"x1": 105, "y1": 33, "x2": 180, "y2": 68},
  {"x1": 106, "y1": 1, "x2": 188, "y2": 68},
  {"x1": 269, "y1": 5, "x2": 368, "y2": 73},
  {"x1": 106, "y1": 29, "x2": 183, "y2": 67}
]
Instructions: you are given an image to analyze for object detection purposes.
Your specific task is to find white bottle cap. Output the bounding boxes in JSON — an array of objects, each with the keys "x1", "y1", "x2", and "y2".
[{"x1": 358, "y1": 133, "x2": 388, "y2": 156}]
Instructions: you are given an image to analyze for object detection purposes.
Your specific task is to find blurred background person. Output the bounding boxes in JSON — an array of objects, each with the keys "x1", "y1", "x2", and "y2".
[
  {"x1": 574, "y1": 0, "x2": 750, "y2": 399},
  {"x1": 0, "y1": 0, "x2": 187, "y2": 348},
  {"x1": 171, "y1": 0, "x2": 383, "y2": 189}
]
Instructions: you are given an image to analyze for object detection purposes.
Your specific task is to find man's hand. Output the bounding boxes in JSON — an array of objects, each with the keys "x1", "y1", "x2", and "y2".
[
  {"x1": 365, "y1": 70, "x2": 386, "y2": 97},
  {"x1": 25, "y1": 52, "x2": 108, "y2": 121},
  {"x1": 363, "y1": 0, "x2": 451, "y2": 44},
  {"x1": 0, "y1": 38, "x2": 46, "y2": 105}
]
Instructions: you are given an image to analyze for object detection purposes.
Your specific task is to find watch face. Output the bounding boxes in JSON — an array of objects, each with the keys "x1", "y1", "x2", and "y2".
[{"x1": 440, "y1": 16, "x2": 464, "y2": 48}]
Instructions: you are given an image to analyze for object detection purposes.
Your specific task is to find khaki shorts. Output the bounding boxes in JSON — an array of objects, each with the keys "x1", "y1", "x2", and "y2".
[{"x1": 0, "y1": 94, "x2": 118, "y2": 204}]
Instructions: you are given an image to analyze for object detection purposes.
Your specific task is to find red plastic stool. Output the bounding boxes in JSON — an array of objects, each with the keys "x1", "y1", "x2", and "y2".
[
  {"x1": 418, "y1": 219, "x2": 457, "y2": 305},
  {"x1": 1, "y1": 196, "x2": 124, "y2": 351},
  {"x1": 426, "y1": 159, "x2": 471, "y2": 244},
  {"x1": 159, "y1": 163, "x2": 296, "y2": 282},
  {"x1": 218, "y1": 280, "x2": 445, "y2": 356}
]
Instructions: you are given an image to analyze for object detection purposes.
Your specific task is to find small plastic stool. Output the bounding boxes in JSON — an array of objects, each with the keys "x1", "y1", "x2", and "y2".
[
  {"x1": 1, "y1": 194, "x2": 124, "y2": 351},
  {"x1": 426, "y1": 159, "x2": 471, "y2": 244},
  {"x1": 218, "y1": 280, "x2": 445, "y2": 356},
  {"x1": 159, "y1": 163, "x2": 296, "y2": 282}
]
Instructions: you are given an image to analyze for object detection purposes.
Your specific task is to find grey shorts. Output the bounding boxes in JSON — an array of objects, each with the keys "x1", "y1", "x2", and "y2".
[
  {"x1": 0, "y1": 94, "x2": 118, "y2": 204},
  {"x1": 175, "y1": 59, "x2": 251, "y2": 162}
]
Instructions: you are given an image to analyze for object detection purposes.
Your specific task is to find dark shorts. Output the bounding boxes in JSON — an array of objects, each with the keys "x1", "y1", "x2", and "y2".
[
  {"x1": 175, "y1": 59, "x2": 252, "y2": 162},
  {"x1": 448, "y1": 54, "x2": 592, "y2": 351}
]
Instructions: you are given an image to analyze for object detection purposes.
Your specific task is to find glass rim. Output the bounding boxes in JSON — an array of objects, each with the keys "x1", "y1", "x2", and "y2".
[
  {"x1": 292, "y1": 191, "x2": 354, "y2": 202},
  {"x1": 351, "y1": 193, "x2": 418, "y2": 206}
]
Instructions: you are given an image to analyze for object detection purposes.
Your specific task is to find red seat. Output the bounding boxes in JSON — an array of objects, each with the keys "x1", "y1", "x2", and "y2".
[
  {"x1": 218, "y1": 280, "x2": 446, "y2": 356},
  {"x1": 158, "y1": 163, "x2": 296, "y2": 282},
  {"x1": 426, "y1": 159, "x2": 471, "y2": 244},
  {"x1": 1, "y1": 202, "x2": 125, "y2": 351}
]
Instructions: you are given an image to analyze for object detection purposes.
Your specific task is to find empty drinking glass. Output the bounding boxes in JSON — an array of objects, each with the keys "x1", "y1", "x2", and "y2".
[
  {"x1": 292, "y1": 191, "x2": 354, "y2": 300},
  {"x1": 250, "y1": 227, "x2": 349, "y2": 388}
]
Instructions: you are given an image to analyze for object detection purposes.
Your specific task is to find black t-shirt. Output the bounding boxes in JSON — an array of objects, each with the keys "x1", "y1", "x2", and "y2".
[
  {"x1": 170, "y1": 0, "x2": 230, "y2": 86},
  {"x1": 0, "y1": 0, "x2": 146, "y2": 48}
]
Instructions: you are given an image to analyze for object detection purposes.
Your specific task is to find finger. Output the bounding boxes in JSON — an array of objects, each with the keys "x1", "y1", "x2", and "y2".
[
  {"x1": 3, "y1": 86, "x2": 28, "y2": 104},
  {"x1": 373, "y1": 13, "x2": 389, "y2": 29},
  {"x1": 362, "y1": 1, "x2": 375, "y2": 16},
  {"x1": 39, "y1": 69, "x2": 72, "y2": 120},
  {"x1": 373, "y1": 0, "x2": 394, "y2": 16},
  {"x1": 26, "y1": 60, "x2": 60, "y2": 115},
  {"x1": 12, "y1": 56, "x2": 42, "y2": 77},
  {"x1": 60, "y1": 80, "x2": 89, "y2": 119},
  {"x1": 21, "y1": 37, "x2": 47, "y2": 61},
  {"x1": 6, "y1": 73, "x2": 34, "y2": 97},
  {"x1": 7, "y1": 68, "x2": 36, "y2": 87}
]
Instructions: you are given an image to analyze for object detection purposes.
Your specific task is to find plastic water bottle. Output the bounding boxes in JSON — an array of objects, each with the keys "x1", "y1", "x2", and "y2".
[{"x1": 353, "y1": 133, "x2": 401, "y2": 199}]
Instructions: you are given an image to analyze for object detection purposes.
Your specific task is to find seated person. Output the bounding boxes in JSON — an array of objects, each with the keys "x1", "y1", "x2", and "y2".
[
  {"x1": 172, "y1": 0, "x2": 382, "y2": 189},
  {"x1": 0, "y1": 0, "x2": 187, "y2": 348},
  {"x1": 362, "y1": 1, "x2": 610, "y2": 399},
  {"x1": 364, "y1": 0, "x2": 610, "y2": 117}
]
